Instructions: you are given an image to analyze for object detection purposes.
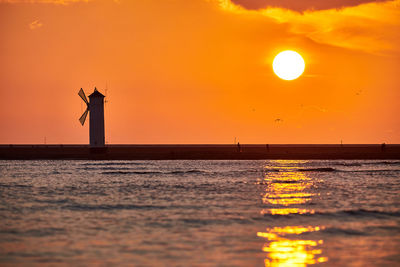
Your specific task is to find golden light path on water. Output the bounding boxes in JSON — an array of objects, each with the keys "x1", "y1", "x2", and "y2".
[{"x1": 257, "y1": 160, "x2": 328, "y2": 266}]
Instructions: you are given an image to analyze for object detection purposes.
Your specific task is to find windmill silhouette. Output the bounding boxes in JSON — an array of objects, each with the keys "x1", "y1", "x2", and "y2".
[{"x1": 78, "y1": 88, "x2": 105, "y2": 148}]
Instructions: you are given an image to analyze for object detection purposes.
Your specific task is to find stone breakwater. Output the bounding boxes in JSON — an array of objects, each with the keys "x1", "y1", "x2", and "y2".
[{"x1": 1, "y1": 144, "x2": 400, "y2": 160}]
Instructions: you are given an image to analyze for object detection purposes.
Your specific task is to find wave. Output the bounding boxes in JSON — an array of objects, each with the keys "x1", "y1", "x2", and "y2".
[
  {"x1": 363, "y1": 161, "x2": 400, "y2": 166},
  {"x1": 64, "y1": 204, "x2": 170, "y2": 211},
  {"x1": 63, "y1": 204, "x2": 205, "y2": 211},
  {"x1": 170, "y1": 170, "x2": 206, "y2": 174},
  {"x1": 102, "y1": 171, "x2": 163, "y2": 175},
  {"x1": 318, "y1": 225, "x2": 399, "y2": 236},
  {"x1": 34, "y1": 198, "x2": 70, "y2": 204},
  {"x1": 297, "y1": 167, "x2": 337, "y2": 172},
  {"x1": 336, "y1": 209, "x2": 400, "y2": 217},
  {"x1": 264, "y1": 169, "x2": 281, "y2": 172},
  {"x1": 101, "y1": 169, "x2": 206, "y2": 175},
  {"x1": 81, "y1": 162, "x2": 145, "y2": 166},
  {"x1": 80, "y1": 167, "x2": 135, "y2": 171},
  {"x1": 333, "y1": 163, "x2": 363, "y2": 167},
  {"x1": 264, "y1": 167, "x2": 337, "y2": 172},
  {"x1": 0, "y1": 183, "x2": 32, "y2": 188},
  {"x1": 349, "y1": 169, "x2": 400, "y2": 173},
  {"x1": 264, "y1": 167, "x2": 400, "y2": 173},
  {"x1": 180, "y1": 217, "x2": 252, "y2": 226},
  {"x1": 0, "y1": 227, "x2": 66, "y2": 237},
  {"x1": 269, "y1": 180, "x2": 305, "y2": 184},
  {"x1": 322, "y1": 227, "x2": 368, "y2": 236},
  {"x1": 263, "y1": 209, "x2": 400, "y2": 218},
  {"x1": 107, "y1": 169, "x2": 262, "y2": 176}
]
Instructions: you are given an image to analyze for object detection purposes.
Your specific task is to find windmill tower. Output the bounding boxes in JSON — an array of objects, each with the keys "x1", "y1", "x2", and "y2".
[{"x1": 78, "y1": 88, "x2": 105, "y2": 147}]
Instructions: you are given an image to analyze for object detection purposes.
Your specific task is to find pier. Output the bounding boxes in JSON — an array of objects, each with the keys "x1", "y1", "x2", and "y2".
[{"x1": 1, "y1": 144, "x2": 400, "y2": 160}]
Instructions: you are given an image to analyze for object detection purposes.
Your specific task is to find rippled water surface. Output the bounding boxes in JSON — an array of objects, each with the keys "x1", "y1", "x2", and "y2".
[{"x1": 1, "y1": 160, "x2": 400, "y2": 266}]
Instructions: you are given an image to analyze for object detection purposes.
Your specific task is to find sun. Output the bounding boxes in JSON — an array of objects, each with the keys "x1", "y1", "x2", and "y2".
[{"x1": 273, "y1": 50, "x2": 305, "y2": 80}]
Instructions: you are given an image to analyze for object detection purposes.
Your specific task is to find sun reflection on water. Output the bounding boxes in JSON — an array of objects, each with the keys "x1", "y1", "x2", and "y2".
[
  {"x1": 261, "y1": 208, "x2": 315, "y2": 215},
  {"x1": 258, "y1": 160, "x2": 327, "y2": 266},
  {"x1": 257, "y1": 226, "x2": 327, "y2": 267}
]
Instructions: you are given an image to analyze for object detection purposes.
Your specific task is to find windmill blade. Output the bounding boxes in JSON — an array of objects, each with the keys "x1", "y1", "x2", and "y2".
[
  {"x1": 79, "y1": 108, "x2": 89, "y2": 126},
  {"x1": 78, "y1": 88, "x2": 89, "y2": 105}
]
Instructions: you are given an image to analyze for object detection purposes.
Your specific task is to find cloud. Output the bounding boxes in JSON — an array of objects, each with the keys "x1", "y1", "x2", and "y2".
[
  {"x1": 29, "y1": 20, "x2": 43, "y2": 29},
  {"x1": 300, "y1": 105, "x2": 327, "y2": 113},
  {"x1": 217, "y1": 0, "x2": 400, "y2": 54},
  {"x1": 231, "y1": 0, "x2": 390, "y2": 12},
  {"x1": 3, "y1": 0, "x2": 399, "y2": 54},
  {"x1": 0, "y1": 0, "x2": 90, "y2": 4}
]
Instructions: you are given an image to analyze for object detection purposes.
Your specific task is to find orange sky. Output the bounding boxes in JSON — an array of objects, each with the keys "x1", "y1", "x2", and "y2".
[{"x1": 0, "y1": 0, "x2": 399, "y2": 144}]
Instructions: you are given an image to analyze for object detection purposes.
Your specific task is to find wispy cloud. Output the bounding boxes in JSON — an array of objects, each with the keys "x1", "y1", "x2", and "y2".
[
  {"x1": 29, "y1": 20, "x2": 43, "y2": 29},
  {"x1": 0, "y1": 0, "x2": 91, "y2": 4},
  {"x1": 231, "y1": 0, "x2": 390, "y2": 12},
  {"x1": 216, "y1": 0, "x2": 400, "y2": 54},
  {"x1": 300, "y1": 105, "x2": 327, "y2": 113}
]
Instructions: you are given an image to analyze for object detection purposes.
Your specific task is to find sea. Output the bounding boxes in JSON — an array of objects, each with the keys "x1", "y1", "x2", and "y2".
[{"x1": 0, "y1": 160, "x2": 399, "y2": 266}]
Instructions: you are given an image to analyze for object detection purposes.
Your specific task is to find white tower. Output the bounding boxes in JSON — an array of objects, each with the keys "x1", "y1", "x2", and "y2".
[{"x1": 78, "y1": 87, "x2": 105, "y2": 148}]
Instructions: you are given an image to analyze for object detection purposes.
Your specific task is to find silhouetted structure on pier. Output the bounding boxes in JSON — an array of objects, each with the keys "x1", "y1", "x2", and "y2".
[{"x1": 78, "y1": 88, "x2": 105, "y2": 148}]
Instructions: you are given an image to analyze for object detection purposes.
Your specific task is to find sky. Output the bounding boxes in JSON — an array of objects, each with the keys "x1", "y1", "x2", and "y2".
[{"x1": 0, "y1": 0, "x2": 399, "y2": 144}]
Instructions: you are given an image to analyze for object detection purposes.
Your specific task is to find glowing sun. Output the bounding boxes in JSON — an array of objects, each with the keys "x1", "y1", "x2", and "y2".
[{"x1": 273, "y1": 50, "x2": 305, "y2": 80}]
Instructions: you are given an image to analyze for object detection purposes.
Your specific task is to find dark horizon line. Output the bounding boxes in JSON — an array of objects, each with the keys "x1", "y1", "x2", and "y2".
[
  {"x1": 1, "y1": 143, "x2": 400, "y2": 160},
  {"x1": 0, "y1": 143, "x2": 398, "y2": 146}
]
